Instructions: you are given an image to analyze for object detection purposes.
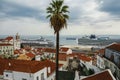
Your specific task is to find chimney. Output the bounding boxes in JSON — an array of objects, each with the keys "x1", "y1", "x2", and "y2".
[{"x1": 48, "y1": 67, "x2": 51, "y2": 73}]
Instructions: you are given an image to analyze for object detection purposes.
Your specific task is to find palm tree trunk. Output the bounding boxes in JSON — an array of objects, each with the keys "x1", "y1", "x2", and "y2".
[{"x1": 56, "y1": 31, "x2": 59, "y2": 80}]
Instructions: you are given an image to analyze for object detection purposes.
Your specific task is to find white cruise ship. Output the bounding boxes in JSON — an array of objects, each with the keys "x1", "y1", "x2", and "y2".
[
  {"x1": 21, "y1": 36, "x2": 54, "y2": 48},
  {"x1": 77, "y1": 35, "x2": 120, "y2": 47}
]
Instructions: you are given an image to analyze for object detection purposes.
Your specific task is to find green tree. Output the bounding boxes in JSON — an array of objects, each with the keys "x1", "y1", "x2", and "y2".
[{"x1": 46, "y1": 0, "x2": 69, "y2": 80}]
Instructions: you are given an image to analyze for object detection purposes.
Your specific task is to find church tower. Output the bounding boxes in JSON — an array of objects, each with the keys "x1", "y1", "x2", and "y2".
[
  {"x1": 16, "y1": 33, "x2": 20, "y2": 41},
  {"x1": 14, "y1": 33, "x2": 21, "y2": 49}
]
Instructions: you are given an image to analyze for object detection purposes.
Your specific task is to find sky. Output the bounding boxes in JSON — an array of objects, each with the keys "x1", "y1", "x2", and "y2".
[{"x1": 0, "y1": 0, "x2": 120, "y2": 35}]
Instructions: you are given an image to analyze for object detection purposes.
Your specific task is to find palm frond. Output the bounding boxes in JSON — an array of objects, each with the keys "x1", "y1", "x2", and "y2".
[
  {"x1": 46, "y1": 0, "x2": 69, "y2": 33},
  {"x1": 63, "y1": 14, "x2": 69, "y2": 19},
  {"x1": 46, "y1": 7, "x2": 52, "y2": 11},
  {"x1": 62, "y1": 5, "x2": 69, "y2": 9},
  {"x1": 50, "y1": 3, "x2": 55, "y2": 8},
  {"x1": 58, "y1": 0, "x2": 63, "y2": 8},
  {"x1": 61, "y1": 5, "x2": 69, "y2": 13},
  {"x1": 46, "y1": 15, "x2": 51, "y2": 19}
]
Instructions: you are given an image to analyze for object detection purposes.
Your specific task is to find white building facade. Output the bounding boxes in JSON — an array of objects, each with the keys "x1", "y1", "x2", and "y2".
[
  {"x1": 0, "y1": 44, "x2": 14, "y2": 55},
  {"x1": 96, "y1": 55, "x2": 105, "y2": 69},
  {"x1": 4, "y1": 68, "x2": 47, "y2": 80},
  {"x1": 0, "y1": 33, "x2": 21, "y2": 50},
  {"x1": 0, "y1": 58, "x2": 63, "y2": 80},
  {"x1": 104, "y1": 43, "x2": 120, "y2": 80}
]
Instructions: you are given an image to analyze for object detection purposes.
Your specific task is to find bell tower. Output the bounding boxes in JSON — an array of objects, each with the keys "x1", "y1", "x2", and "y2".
[
  {"x1": 14, "y1": 33, "x2": 20, "y2": 49},
  {"x1": 16, "y1": 33, "x2": 20, "y2": 41}
]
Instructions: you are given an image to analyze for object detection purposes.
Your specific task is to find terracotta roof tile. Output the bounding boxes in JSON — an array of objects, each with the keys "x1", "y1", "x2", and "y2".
[
  {"x1": 0, "y1": 58, "x2": 46, "y2": 74},
  {"x1": 98, "y1": 49, "x2": 105, "y2": 56},
  {"x1": 0, "y1": 44, "x2": 12, "y2": 46},
  {"x1": 14, "y1": 49, "x2": 22, "y2": 54},
  {"x1": 44, "y1": 48, "x2": 56, "y2": 53},
  {"x1": 82, "y1": 69, "x2": 115, "y2": 80},
  {"x1": 60, "y1": 47, "x2": 69, "y2": 52},
  {"x1": 26, "y1": 53, "x2": 35, "y2": 58},
  {"x1": 5, "y1": 36, "x2": 13, "y2": 41},
  {"x1": 79, "y1": 55, "x2": 92, "y2": 62},
  {"x1": 68, "y1": 53, "x2": 92, "y2": 62},
  {"x1": 0, "y1": 58, "x2": 63, "y2": 76},
  {"x1": 106, "y1": 43, "x2": 120, "y2": 52},
  {"x1": 44, "y1": 60, "x2": 56, "y2": 76},
  {"x1": 59, "y1": 53, "x2": 67, "y2": 61},
  {"x1": 57, "y1": 53, "x2": 92, "y2": 62},
  {"x1": 37, "y1": 48, "x2": 45, "y2": 52},
  {"x1": 24, "y1": 47, "x2": 31, "y2": 51},
  {"x1": 99, "y1": 49, "x2": 105, "y2": 53}
]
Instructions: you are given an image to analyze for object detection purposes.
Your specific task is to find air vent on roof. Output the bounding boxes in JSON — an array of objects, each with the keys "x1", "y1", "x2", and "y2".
[{"x1": 9, "y1": 63, "x2": 11, "y2": 66}]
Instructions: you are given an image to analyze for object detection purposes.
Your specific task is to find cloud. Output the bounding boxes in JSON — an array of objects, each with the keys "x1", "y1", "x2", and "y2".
[
  {"x1": 61, "y1": 19, "x2": 120, "y2": 35},
  {"x1": 65, "y1": 0, "x2": 110, "y2": 24},
  {"x1": 0, "y1": 0, "x2": 47, "y2": 21},
  {"x1": 99, "y1": 0, "x2": 120, "y2": 17},
  {"x1": 0, "y1": 17, "x2": 53, "y2": 35},
  {"x1": 4, "y1": 0, "x2": 50, "y2": 10},
  {"x1": 0, "y1": 0, "x2": 120, "y2": 35}
]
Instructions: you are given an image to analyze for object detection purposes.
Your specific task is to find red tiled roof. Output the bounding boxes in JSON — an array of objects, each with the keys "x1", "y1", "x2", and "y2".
[
  {"x1": 5, "y1": 36, "x2": 13, "y2": 41},
  {"x1": 54, "y1": 52, "x2": 91, "y2": 62},
  {"x1": 82, "y1": 69, "x2": 115, "y2": 80},
  {"x1": 60, "y1": 47, "x2": 69, "y2": 52},
  {"x1": 38, "y1": 60, "x2": 63, "y2": 76},
  {"x1": 59, "y1": 53, "x2": 67, "y2": 61},
  {"x1": 37, "y1": 48, "x2": 45, "y2": 52},
  {"x1": 79, "y1": 55, "x2": 92, "y2": 62},
  {"x1": 24, "y1": 47, "x2": 31, "y2": 51},
  {"x1": 44, "y1": 48, "x2": 56, "y2": 53},
  {"x1": 14, "y1": 49, "x2": 22, "y2": 54},
  {"x1": 0, "y1": 58, "x2": 45, "y2": 74},
  {"x1": 68, "y1": 53, "x2": 92, "y2": 62},
  {"x1": 44, "y1": 60, "x2": 56, "y2": 76},
  {"x1": 35, "y1": 52, "x2": 43, "y2": 55},
  {"x1": 99, "y1": 49, "x2": 105, "y2": 53},
  {"x1": 26, "y1": 53, "x2": 35, "y2": 58},
  {"x1": 0, "y1": 58, "x2": 63, "y2": 76},
  {"x1": 0, "y1": 44, "x2": 12, "y2": 46},
  {"x1": 98, "y1": 49, "x2": 105, "y2": 56},
  {"x1": 106, "y1": 43, "x2": 120, "y2": 52}
]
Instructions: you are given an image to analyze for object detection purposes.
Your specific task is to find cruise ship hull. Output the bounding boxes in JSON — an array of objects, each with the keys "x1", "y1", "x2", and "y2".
[{"x1": 78, "y1": 38, "x2": 120, "y2": 47}]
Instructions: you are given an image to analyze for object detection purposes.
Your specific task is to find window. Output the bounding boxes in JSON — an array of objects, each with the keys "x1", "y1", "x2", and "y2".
[
  {"x1": 41, "y1": 73, "x2": 44, "y2": 80},
  {"x1": 22, "y1": 78, "x2": 27, "y2": 80},
  {"x1": 36, "y1": 76, "x2": 39, "y2": 80},
  {"x1": 6, "y1": 74, "x2": 8, "y2": 77}
]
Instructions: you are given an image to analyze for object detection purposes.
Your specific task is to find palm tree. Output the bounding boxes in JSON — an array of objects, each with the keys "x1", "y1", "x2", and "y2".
[{"x1": 46, "y1": 0, "x2": 69, "y2": 80}]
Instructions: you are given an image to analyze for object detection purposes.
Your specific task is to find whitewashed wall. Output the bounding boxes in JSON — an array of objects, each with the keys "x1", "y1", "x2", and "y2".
[
  {"x1": 67, "y1": 49, "x2": 72, "y2": 54},
  {"x1": 4, "y1": 67, "x2": 47, "y2": 80},
  {"x1": 97, "y1": 55, "x2": 105, "y2": 69},
  {"x1": 105, "y1": 48, "x2": 120, "y2": 66},
  {"x1": 33, "y1": 67, "x2": 47, "y2": 80}
]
